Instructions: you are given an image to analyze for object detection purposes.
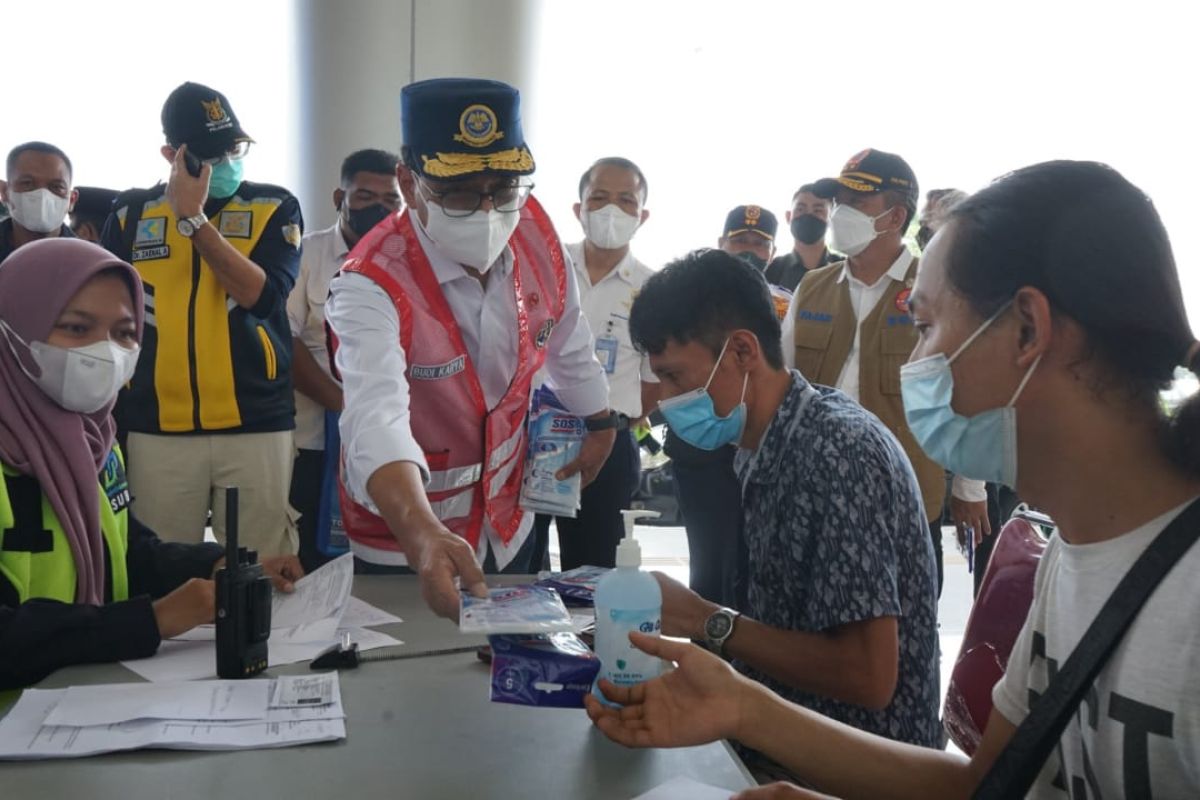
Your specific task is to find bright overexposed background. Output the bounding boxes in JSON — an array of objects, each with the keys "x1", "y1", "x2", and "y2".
[{"x1": 3, "y1": 0, "x2": 1197, "y2": 335}]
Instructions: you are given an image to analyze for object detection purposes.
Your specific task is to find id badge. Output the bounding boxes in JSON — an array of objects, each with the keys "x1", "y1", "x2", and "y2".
[{"x1": 595, "y1": 337, "x2": 619, "y2": 374}]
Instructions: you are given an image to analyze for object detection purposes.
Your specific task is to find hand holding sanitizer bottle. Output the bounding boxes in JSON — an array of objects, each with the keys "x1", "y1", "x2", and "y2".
[{"x1": 592, "y1": 509, "x2": 662, "y2": 704}]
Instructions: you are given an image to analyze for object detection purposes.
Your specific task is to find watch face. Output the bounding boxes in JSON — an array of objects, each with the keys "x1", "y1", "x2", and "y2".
[
  {"x1": 178, "y1": 219, "x2": 194, "y2": 237},
  {"x1": 705, "y1": 612, "x2": 732, "y2": 640}
]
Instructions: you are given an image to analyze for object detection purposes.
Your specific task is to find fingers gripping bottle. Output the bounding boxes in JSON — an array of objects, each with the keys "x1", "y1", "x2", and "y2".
[{"x1": 592, "y1": 509, "x2": 662, "y2": 704}]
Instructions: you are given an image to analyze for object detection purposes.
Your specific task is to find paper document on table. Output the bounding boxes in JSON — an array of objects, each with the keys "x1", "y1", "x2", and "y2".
[
  {"x1": 0, "y1": 675, "x2": 345, "y2": 760},
  {"x1": 272, "y1": 552, "x2": 354, "y2": 629},
  {"x1": 631, "y1": 776, "x2": 734, "y2": 800},
  {"x1": 341, "y1": 595, "x2": 403, "y2": 628},
  {"x1": 122, "y1": 626, "x2": 402, "y2": 682},
  {"x1": 44, "y1": 680, "x2": 269, "y2": 727},
  {"x1": 269, "y1": 674, "x2": 335, "y2": 708}
]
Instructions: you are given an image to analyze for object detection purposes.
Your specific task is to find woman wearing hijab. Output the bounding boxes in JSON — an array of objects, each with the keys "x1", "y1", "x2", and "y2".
[
  {"x1": 585, "y1": 161, "x2": 1200, "y2": 799},
  {"x1": 0, "y1": 238, "x2": 302, "y2": 690}
]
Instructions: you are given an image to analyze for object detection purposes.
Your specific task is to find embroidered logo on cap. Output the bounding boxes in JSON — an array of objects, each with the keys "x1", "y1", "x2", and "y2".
[{"x1": 454, "y1": 104, "x2": 504, "y2": 148}]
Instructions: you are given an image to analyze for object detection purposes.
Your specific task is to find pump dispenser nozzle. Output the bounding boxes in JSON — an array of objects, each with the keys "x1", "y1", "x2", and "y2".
[{"x1": 616, "y1": 509, "x2": 660, "y2": 568}]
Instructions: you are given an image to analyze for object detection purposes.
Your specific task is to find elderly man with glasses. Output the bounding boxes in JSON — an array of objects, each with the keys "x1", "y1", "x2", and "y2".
[
  {"x1": 325, "y1": 78, "x2": 616, "y2": 619},
  {"x1": 101, "y1": 81, "x2": 304, "y2": 559}
]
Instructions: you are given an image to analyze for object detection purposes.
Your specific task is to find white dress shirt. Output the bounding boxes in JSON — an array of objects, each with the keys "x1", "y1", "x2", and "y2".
[
  {"x1": 325, "y1": 209, "x2": 609, "y2": 568},
  {"x1": 566, "y1": 241, "x2": 658, "y2": 419},
  {"x1": 286, "y1": 222, "x2": 350, "y2": 451},
  {"x1": 781, "y1": 247, "x2": 985, "y2": 503}
]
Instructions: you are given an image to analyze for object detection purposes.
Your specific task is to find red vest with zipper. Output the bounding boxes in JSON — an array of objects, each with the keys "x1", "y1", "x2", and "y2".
[{"x1": 332, "y1": 196, "x2": 567, "y2": 554}]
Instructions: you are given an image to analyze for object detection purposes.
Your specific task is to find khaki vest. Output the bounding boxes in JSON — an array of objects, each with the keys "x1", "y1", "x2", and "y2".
[{"x1": 791, "y1": 258, "x2": 946, "y2": 518}]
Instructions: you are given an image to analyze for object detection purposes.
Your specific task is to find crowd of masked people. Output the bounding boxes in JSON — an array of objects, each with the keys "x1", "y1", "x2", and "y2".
[{"x1": 2, "y1": 77, "x2": 1198, "y2": 799}]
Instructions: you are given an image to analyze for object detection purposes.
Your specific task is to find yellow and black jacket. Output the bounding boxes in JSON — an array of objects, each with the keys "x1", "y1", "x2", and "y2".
[
  {"x1": 0, "y1": 449, "x2": 223, "y2": 689},
  {"x1": 102, "y1": 182, "x2": 303, "y2": 434}
]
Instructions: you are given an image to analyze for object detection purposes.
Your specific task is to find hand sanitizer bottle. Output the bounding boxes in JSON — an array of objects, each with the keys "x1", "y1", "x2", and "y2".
[{"x1": 593, "y1": 509, "x2": 662, "y2": 704}]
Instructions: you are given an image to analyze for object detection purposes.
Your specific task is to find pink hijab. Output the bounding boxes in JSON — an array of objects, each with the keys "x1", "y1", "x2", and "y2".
[{"x1": 0, "y1": 239, "x2": 144, "y2": 605}]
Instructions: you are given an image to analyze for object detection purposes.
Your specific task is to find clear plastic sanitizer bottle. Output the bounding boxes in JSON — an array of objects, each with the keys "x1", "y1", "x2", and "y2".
[{"x1": 592, "y1": 509, "x2": 662, "y2": 703}]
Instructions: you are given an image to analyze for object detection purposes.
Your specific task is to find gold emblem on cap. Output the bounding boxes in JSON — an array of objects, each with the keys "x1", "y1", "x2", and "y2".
[
  {"x1": 422, "y1": 147, "x2": 533, "y2": 179},
  {"x1": 745, "y1": 205, "x2": 762, "y2": 224},
  {"x1": 454, "y1": 104, "x2": 504, "y2": 148},
  {"x1": 201, "y1": 98, "x2": 229, "y2": 123}
]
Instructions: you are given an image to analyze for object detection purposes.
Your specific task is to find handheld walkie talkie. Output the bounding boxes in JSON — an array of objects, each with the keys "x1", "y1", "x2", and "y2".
[{"x1": 215, "y1": 487, "x2": 272, "y2": 678}]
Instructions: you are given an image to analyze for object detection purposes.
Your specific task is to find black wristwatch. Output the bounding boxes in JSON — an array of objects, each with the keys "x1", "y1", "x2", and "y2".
[
  {"x1": 703, "y1": 607, "x2": 741, "y2": 656},
  {"x1": 584, "y1": 410, "x2": 620, "y2": 432}
]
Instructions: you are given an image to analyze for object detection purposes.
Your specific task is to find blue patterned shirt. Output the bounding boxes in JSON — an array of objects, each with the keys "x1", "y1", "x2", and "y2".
[{"x1": 733, "y1": 370, "x2": 941, "y2": 748}]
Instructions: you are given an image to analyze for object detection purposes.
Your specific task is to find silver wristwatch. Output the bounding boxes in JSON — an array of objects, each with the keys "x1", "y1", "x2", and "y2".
[
  {"x1": 177, "y1": 212, "x2": 209, "y2": 238},
  {"x1": 703, "y1": 607, "x2": 741, "y2": 656}
]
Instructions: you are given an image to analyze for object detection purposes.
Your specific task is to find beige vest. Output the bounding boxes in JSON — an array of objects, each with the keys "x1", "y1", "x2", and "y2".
[{"x1": 791, "y1": 258, "x2": 946, "y2": 518}]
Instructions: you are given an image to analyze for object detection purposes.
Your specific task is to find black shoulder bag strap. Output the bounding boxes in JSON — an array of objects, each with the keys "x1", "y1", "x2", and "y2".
[{"x1": 974, "y1": 496, "x2": 1200, "y2": 799}]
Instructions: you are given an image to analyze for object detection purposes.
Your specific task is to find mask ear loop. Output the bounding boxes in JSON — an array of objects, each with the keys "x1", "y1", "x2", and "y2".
[
  {"x1": 703, "y1": 337, "x2": 733, "y2": 391},
  {"x1": 1007, "y1": 353, "x2": 1043, "y2": 408},
  {"x1": 947, "y1": 299, "x2": 1015, "y2": 365}
]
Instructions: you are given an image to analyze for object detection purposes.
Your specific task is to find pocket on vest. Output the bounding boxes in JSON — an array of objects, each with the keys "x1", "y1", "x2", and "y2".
[
  {"x1": 793, "y1": 323, "x2": 833, "y2": 382},
  {"x1": 879, "y1": 327, "x2": 914, "y2": 396}
]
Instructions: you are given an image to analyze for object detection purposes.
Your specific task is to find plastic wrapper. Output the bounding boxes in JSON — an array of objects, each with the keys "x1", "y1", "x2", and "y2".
[
  {"x1": 519, "y1": 387, "x2": 584, "y2": 517},
  {"x1": 488, "y1": 632, "x2": 601, "y2": 708},
  {"x1": 459, "y1": 585, "x2": 574, "y2": 634},
  {"x1": 534, "y1": 565, "x2": 611, "y2": 607}
]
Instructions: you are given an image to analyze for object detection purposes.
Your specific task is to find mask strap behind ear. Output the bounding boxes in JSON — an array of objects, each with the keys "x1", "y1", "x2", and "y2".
[
  {"x1": 1008, "y1": 353, "x2": 1043, "y2": 407},
  {"x1": 704, "y1": 337, "x2": 732, "y2": 391},
  {"x1": 948, "y1": 300, "x2": 1015, "y2": 364}
]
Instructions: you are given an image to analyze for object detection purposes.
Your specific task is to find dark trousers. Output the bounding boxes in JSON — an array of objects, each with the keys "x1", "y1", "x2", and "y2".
[
  {"x1": 353, "y1": 518, "x2": 547, "y2": 575},
  {"x1": 973, "y1": 482, "x2": 1021, "y2": 596},
  {"x1": 291, "y1": 448, "x2": 335, "y2": 574},
  {"x1": 929, "y1": 516, "x2": 944, "y2": 599},
  {"x1": 666, "y1": 431, "x2": 746, "y2": 610},
  {"x1": 536, "y1": 430, "x2": 639, "y2": 571}
]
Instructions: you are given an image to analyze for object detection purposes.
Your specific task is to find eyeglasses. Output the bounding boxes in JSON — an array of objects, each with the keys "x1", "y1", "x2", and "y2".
[
  {"x1": 417, "y1": 178, "x2": 534, "y2": 218},
  {"x1": 197, "y1": 141, "x2": 251, "y2": 166}
]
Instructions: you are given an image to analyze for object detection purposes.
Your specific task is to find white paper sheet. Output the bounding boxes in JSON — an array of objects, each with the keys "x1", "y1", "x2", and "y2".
[
  {"x1": 271, "y1": 552, "x2": 354, "y2": 630},
  {"x1": 0, "y1": 675, "x2": 345, "y2": 760},
  {"x1": 631, "y1": 776, "x2": 734, "y2": 800},
  {"x1": 341, "y1": 596, "x2": 403, "y2": 628},
  {"x1": 121, "y1": 626, "x2": 403, "y2": 682},
  {"x1": 45, "y1": 680, "x2": 269, "y2": 727}
]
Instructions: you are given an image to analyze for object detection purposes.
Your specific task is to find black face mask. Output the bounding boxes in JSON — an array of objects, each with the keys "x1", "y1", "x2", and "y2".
[
  {"x1": 735, "y1": 250, "x2": 768, "y2": 271},
  {"x1": 790, "y1": 214, "x2": 827, "y2": 245},
  {"x1": 343, "y1": 203, "x2": 392, "y2": 238}
]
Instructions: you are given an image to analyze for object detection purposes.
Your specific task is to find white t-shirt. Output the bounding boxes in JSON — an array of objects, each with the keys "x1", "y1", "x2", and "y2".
[{"x1": 992, "y1": 496, "x2": 1200, "y2": 798}]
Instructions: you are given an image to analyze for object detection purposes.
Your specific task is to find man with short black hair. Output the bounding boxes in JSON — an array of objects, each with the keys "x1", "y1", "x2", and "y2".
[
  {"x1": 782, "y1": 148, "x2": 948, "y2": 594},
  {"x1": 717, "y1": 204, "x2": 776, "y2": 272},
  {"x1": 631, "y1": 249, "x2": 940, "y2": 779},
  {"x1": 287, "y1": 148, "x2": 401, "y2": 571},
  {"x1": 766, "y1": 183, "x2": 837, "y2": 291},
  {"x1": 70, "y1": 187, "x2": 120, "y2": 244},
  {"x1": 0, "y1": 142, "x2": 76, "y2": 262},
  {"x1": 102, "y1": 81, "x2": 304, "y2": 557}
]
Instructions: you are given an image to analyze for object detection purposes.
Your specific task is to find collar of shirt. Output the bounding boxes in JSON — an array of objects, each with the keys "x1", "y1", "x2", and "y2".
[
  {"x1": 568, "y1": 241, "x2": 639, "y2": 289},
  {"x1": 837, "y1": 247, "x2": 913, "y2": 288},
  {"x1": 407, "y1": 207, "x2": 514, "y2": 286},
  {"x1": 328, "y1": 220, "x2": 352, "y2": 260},
  {"x1": 735, "y1": 370, "x2": 818, "y2": 487}
]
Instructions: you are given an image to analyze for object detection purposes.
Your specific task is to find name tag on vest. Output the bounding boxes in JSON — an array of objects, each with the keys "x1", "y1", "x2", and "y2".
[{"x1": 410, "y1": 356, "x2": 466, "y2": 381}]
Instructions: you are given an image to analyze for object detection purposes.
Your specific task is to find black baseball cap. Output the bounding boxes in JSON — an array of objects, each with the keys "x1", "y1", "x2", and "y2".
[
  {"x1": 813, "y1": 149, "x2": 919, "y2": 210},
  {"x1": 72, "y1": 187, "x2": 119, "y2": 219},
  {"x1": 161, "y1": 82, "x2": 254, "y2": 160},
  {"x1": 723, "y1": 205, "x2": 778, "y2": 240}
]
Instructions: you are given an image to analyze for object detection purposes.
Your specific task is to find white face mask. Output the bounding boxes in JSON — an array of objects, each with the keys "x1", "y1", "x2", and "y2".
[
  {"x1": 2, "y1": 321, "x2": 139, "y2": 413},
  {"x1": 580, "y1": 203, "x2": 641, "y2": 249},
  {"x1": 827, "y1": 202, "x2": 894, "y2": 257},
  {"x1": 7, "y1": 188, "x2": 71, "y2": 234},
  {"x1": 417, "y1": 189, "x2": 521, "y2": 272}
]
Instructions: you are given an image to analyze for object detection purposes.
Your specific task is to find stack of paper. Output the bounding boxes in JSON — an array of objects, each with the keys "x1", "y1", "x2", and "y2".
[
  {"x1": 0, "y1": 674, "x2": 345, "y2": 759},
  {"x1": 122, "y1": 554, "x2": 405, "y2": 682}
]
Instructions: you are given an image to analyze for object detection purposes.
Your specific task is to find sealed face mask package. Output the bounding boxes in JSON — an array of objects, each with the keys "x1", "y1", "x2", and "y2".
[
  {"x1": 460, "y1": 585, "x2": 574, "y2": 634},
  {"x1": 488, "y1": 632, "x2": 601, "y2": 708},
  {"x1": 519, "y1": 387, "x2": 584, "y2": 518},
  {"x1": 534, "y1": 565, "x2": 611, "y2": 607}
]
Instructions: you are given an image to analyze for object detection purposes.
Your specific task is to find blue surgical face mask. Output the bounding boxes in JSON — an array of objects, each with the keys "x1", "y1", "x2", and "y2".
[
  {"x1": 900, "y1": 301, "x2": 1041, "y2": 488},
  {"x1": 658, "y1": 338, "x2": 749, "y2": 450},
  {"x1": 208, "y1": 158, "x2": 244, "y2": 199}
]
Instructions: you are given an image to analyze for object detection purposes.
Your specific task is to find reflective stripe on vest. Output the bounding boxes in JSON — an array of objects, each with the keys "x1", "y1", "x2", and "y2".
[
  {"x1": 333, "y1": 196, "x2": 568, "y2": 553},
  {"x1": 0, "y1": 449, "x2": 130, "y2": 604}
]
